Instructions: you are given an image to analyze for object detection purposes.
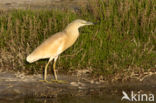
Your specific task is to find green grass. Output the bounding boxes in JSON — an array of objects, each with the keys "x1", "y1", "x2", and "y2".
[{"x1": 0, "y1": 0, "x2": 155, "y2": 79}]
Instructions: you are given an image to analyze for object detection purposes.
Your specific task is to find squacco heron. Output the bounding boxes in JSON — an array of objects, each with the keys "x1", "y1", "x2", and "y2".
[{"x1": 26, "y1": 19, "x2": 93, "y2": 83}]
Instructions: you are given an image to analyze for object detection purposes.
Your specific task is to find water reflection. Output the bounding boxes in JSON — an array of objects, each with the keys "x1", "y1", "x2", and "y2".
[
  {"x1": 28, "y1": 95, "x2": 120, "y2": 103},
  {"x1": 0, "y1": 95, "x2": 121, "y2": 103},
  {"x1": 1, "y1": 94, "x2": 152, "y2": 103}
]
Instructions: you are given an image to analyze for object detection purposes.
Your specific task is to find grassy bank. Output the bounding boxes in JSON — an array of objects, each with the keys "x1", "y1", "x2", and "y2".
[{"x1": 0, "y1": 0, "x2": 155, "y2": 79}]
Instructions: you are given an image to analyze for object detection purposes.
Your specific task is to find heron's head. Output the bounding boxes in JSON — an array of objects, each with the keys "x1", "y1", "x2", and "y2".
[
  {"x1": 66, "y1": 19, "x2": 93, "y2": 31},
  {"x1": 72, "y1": 19, "x2": 94, "y2": 28},
  {"x1": 64, "y1": 19, "x2": 94, "y2": 33}
]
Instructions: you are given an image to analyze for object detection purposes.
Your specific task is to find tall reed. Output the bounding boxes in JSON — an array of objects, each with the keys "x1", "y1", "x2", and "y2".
[{"x1": 0, "y1": 0, "x2": 155, "y2": 79}]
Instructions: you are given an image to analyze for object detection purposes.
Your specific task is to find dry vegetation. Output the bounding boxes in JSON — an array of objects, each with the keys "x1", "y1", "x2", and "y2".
[{"x1": 0, "y1": 0, "x2": 156, "y2": 80}]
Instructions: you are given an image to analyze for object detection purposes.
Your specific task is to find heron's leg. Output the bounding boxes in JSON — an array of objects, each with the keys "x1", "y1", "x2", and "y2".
[
  {"x1": 53, "y1": 56, "x2": 58, "y2": 80},
  {"x1": 51, "y1": 56, "x2": 67, "y2": 83},
  {"x1": 44, "y1": 61, "x2": 50, "y2": 81},
  {"x1": 40, "y1": 60, "x2": 51, "y2": 83}
]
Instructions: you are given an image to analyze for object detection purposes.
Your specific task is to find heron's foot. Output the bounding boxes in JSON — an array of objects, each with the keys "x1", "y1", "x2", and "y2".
[
  {"x1": 39, "y1": 79, "x2": 51, "y2": 83},
  {"x1": 51, "y1": 80, "x2": 68, "y2": 84}
]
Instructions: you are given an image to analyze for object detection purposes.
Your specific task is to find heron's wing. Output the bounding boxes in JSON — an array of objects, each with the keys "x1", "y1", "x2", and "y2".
[{"x1": 27, "y1": 32, "x2": 67, "y2": 62}]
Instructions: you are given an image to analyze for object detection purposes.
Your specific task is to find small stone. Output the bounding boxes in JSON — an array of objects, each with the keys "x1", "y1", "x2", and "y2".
[
  {"x1": 78, "y1": 82, "x2": 86, "y2": 86},
  {"x1": 13, "y1": 89, "x2": 21, "y2": 94},
  {"x1": 90, "y1": 80, "x2": 94, "y2": 84},
  {"x1": 70, "y1": 82, "x2": 79, "y2": 86},
  {"x1": 95, "y1": 81, "x2": 100, "y2": 84},
  {"x1": 78, "y1": 86, "x2": 86, "y2": 89}
]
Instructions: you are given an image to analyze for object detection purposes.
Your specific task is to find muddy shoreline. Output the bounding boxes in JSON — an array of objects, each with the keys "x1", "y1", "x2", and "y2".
[{"x1": 0, "y1": 71, "x2": 156, "y2": 100}]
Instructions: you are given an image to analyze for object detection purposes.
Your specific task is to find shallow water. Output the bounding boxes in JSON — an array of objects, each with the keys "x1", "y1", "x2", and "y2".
[
  {"x1": 0, "y1": 95, "x2": 121, "y2": 103},
  {"x1": 1, "y1": 93, "x2": 154, "y2": 103},
  {"x1": 0, "y1": 72, "x2": 156, "y2": 103}
]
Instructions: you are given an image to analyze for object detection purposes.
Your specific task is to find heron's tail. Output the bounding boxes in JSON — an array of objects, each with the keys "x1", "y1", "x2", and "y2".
[{"x1": 26, "y1": 55, "x2": 38, "y2": 63}]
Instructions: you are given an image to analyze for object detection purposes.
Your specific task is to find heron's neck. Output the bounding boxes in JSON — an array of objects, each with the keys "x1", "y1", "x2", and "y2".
[
  {"x1": 64, "y1": 25, "x2": 80, "y2": 48},
  {"x1": 64, "y1": 25, "x2": 80, "y2": 38}
]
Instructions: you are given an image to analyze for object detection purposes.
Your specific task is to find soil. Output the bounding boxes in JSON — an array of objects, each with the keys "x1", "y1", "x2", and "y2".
[{"x1": 0, "y1": 71, "x2": 156, "y2": 100}]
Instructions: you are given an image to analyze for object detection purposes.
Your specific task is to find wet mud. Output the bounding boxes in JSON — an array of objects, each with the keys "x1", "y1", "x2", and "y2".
[{"x1": 0, "y1": 71, "x2": 156, "y2": 100}]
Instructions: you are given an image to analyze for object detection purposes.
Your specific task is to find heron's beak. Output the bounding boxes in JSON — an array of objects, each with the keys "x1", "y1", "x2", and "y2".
[{"x1": 86, "y1": 21, "x2": 94, "y2": 25}]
